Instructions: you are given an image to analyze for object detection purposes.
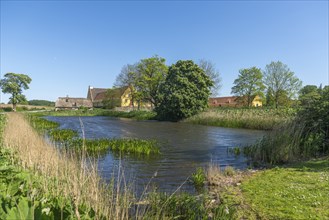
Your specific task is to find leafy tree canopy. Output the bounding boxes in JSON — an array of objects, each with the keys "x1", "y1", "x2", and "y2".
[
  {"x1": 263, "y1": 61, "x2": 302, "y2": 108},
  {"x1": 299, "y1": 85, "x2": 321, "y2": 106},
  {"x1": 136, "y1": 55, "x2": 168, "y2": 108},
  {"x1": 0, "y1": 73, "x2": 32, "y2": 111},
  {"x1": 231, "y1": 67, "x2": 265, "y2": 107},
  {"x1": 156, "y1": 60, "x2": 213, "y2": 121}
]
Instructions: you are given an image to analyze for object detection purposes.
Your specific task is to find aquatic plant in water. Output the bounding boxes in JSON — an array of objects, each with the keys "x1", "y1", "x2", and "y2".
[{"x1": 191, "y1": 167, "x2": 206, "y2": 190}]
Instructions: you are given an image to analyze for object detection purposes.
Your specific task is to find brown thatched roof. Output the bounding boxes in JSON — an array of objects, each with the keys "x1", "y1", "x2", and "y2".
[
  {"x1": 55, "y1": 97, "x2": 93, "y2": 108},
  {"x1": 88, "y1": 87, "x2": 108, "y2": 102}
]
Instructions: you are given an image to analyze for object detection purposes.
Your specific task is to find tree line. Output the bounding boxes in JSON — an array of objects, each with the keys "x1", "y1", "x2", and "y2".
[
  {"x1": 0, "y1": 57, "x2": 326, "y2": 119},
  {"x1": 110, "y1": 56, "x2": 318, "y2": 113}
]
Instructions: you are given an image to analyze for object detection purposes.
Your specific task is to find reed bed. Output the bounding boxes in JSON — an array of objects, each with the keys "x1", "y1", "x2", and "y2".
[
  {"x1": 27, "y1": 114, "x2": 160, "y2": 156},
  {"x1": 69, "y1": 138, "x2": 160, "y2": 155},
  {"x1": 1, "y1": 113, "x2": 133, "y2": 219},
  {"x1": 185, "y1": 107, "x2": 296, "y2": 130}
]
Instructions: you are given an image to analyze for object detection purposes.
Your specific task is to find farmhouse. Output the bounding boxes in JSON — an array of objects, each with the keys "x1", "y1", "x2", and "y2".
[
  {"x1": 87, "y1": 86, "x2": 135, "y2": 108},
  {"x1": 87, "y1": 86, "x2": 108, "y2": 108},
  {"x1": 209, "y1": 95, "x2": 262, "y2": 107},
  {"x1": 55, "y1": 86, "x2": 151, "y2": 110},
  {"x1": 55, "y1": 97, "x2": 93, "y2": 110}
]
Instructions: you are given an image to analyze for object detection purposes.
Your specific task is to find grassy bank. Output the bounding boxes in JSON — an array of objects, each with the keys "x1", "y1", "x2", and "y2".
[
  {"x1": 37, "y1": 109, "x2": 157, "y2": 120},
  {"x1": 204, "y1": 158, "x2": 329, "y2": 219},
  {"x1": 185, "y1": 107, "x2": 296, "y2": 130}
]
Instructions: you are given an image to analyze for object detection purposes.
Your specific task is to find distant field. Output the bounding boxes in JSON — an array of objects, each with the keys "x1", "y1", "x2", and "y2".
[{"x1": 0, "y1": 104, "x2": 53, "y2": 111}]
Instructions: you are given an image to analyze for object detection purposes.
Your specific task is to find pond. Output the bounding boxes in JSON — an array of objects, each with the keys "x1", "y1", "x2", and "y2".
[{"x1": 46, "y1": 116, "x2": 264, "y2": 193}]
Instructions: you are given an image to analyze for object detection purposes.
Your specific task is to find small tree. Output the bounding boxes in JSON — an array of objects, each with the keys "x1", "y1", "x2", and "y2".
[
  {"x1": 0, "y1": 73, "x2": 32, "y2": 111},
  {"x1": 156, "y1": 60, "x2": 213, "y2": 121},
  {"x1": 263, "y1": 61, "x2": 302, "y2": 108},
  {"x1": 231, "y1": 67, "x2": 265, "y2": 107},
  {"x1": 198, "y1": 59, "x2": 222, "y2": 97}
]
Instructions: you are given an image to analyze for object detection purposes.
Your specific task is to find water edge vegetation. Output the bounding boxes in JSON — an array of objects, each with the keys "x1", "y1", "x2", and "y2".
[
  {"x1": 0, "y1": 113, "x2": 234, "y2": 219},
  {"x1": 26, "y1": 114, "x2": 160, "y2": 156}
]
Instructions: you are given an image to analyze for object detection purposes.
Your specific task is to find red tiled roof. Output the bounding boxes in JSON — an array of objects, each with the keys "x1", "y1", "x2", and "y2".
[{"x1": 209, "y1": 96, "x2": 239, "y2": 107}]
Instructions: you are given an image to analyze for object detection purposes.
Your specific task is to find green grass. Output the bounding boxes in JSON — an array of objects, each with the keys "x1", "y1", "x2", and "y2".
[
  {"x1": 190, "y1": 167, "x2": 206, "y2": 190},
  {"x1": 26, "y1": 114, "x2": 59, "y2": 132},
  {"x1": 69, "y1": 138, "x2": 160, "y2": 155},
  {"x1": 240, "y1": 158, "x2": 329, "y2": 219},
  {"x1": 49, "y1": 129, "x2": 79, "y2": 142},
  {"x1": 185, "y1": 107, "x2": 296, "y2": 130},
  {"x1": 38, "y1": 109, "x2": 157, "y2": 120}
]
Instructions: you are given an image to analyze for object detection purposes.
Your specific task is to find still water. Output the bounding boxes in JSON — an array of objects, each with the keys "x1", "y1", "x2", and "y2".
[{"x1": 46, "y1": 116, "x2": 264, "y2": 193}]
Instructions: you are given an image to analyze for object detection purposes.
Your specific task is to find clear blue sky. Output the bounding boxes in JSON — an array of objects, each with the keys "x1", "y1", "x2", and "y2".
[{"x1": 1, "y1": 1, "x2": 328, "y2": 103}]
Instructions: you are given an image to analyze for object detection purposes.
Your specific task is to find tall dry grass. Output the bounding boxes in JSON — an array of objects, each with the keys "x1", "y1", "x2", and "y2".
[
  {"x1": 185, "y1": 108, "x2": 295, "y2": 130},
  {"x1": 2, "y1": 113, "x2": 133, "y2": 219}
]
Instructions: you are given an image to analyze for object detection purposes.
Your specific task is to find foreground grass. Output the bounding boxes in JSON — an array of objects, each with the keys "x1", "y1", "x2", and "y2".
[
  {"x1": 185, "y1": 107, "x2": 296, "y2": 130},
  {"x1": 241, "y1": 158, "x2": 329, "y2": 219},
  {"x1": 0, "y1": 113, "x2": 233, "y2": 219},
  {"x1": 1, "y1": 113, "x2": 130, "y2": 219},
  {"x1": 207, "y1": 158, "x2": 329, "y2": 219}
]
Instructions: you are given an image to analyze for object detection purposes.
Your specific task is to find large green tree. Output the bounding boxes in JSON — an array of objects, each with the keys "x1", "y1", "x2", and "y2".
[
  {"x1": 0, "y1": 73, "x2": 32, "y2": 111},
  {"x1": 198, "y1": 59, "x2": 222, "y2": 97},
  {"x1": 263, "y1": 61, "x2": 302, "y2": 108},
  {"x1": 136, "y1": 55, "x2": 168, "y2": 108},
  {"x1": 156, "y1": 60, "x2": 213, "y2": 121},
  {"x1": 299, "y1": 85, "x2": 321, "y2": 107},
  {"x1": 231, "y1": 67, "x2": 265, "y2": 107}
]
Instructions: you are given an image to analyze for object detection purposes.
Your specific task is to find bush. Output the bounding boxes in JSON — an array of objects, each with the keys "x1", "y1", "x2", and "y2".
[
  {"x1": 247, "y1": 86, "x2": 329, "y2": 164},
  {"x1": 156, "y1": 60, "x2": 213, "y2": 121}
]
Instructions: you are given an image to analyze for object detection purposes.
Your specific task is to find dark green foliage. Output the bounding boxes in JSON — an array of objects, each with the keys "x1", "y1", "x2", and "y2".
[
  {"x1": 156, "y1": 60, "x2": 213, "y2": 121},
  {"x1": 299, "y1": 85, "x2": 321, "y2": 107},
  {"x1": 28, "y1": 100, "x2": 55, "y2": 106},
  {"x1": 298, "y1": 86, "x2": 329, "y2": 156},
  {"x1": 247, "y1": 86, "x2": 329, "y2": 164}
]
